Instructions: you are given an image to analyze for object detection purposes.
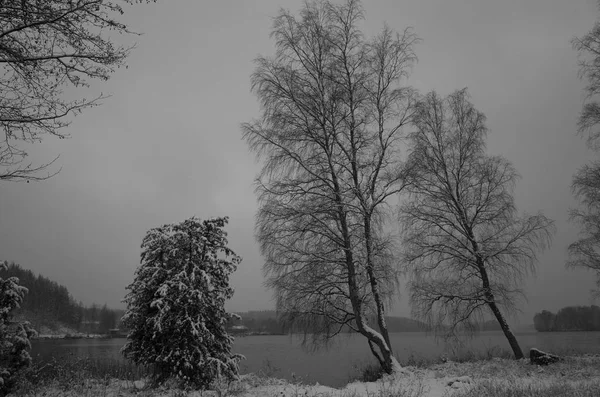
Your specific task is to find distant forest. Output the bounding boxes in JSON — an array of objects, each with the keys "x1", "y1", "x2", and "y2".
[
  {"x1": 1, "y1": 262, "x2": 503, "y2": 337},
  {"x1": 533, "y1": 305, "x2": 600, "y2": 332},
  {"x1": 226, "y1": 311, "x2": 431, "y2": 334},
  {"x1": 0, "y1": 262, "x2": 124, "y2": 335},
  {"x1": 227, "y1": 311, "x2": 502, "y2": 335}
]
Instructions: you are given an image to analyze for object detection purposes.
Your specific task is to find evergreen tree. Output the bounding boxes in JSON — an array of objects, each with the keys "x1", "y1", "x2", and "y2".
[
  {"x1": 121, "y1": 216, "x2": 243, "y2": 389},
  {"x1": 0, "y1": 261, "x2": 36, "y2": 395}
]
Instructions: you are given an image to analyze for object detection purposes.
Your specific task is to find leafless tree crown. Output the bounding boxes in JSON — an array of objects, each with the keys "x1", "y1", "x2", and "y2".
[
  {"x1": 243, "y1": 0, "x2": 419, "y2": 372},
  {"x1": 0, "y1": 0, "x2": 155, "y2": 181},
  {"x1": 569, "y1": 1, "x2": 600, "y2": 294},
  {"x1": 572, "y1": 2, "x2": 600, "y2": 148},
  {"x1": 401, "y1": 89, "x2": 554, "y2": 356}
]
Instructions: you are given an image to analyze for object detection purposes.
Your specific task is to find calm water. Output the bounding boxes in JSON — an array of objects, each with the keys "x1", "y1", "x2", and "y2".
[{"x1": 30, "y1": 331, "x2": 600, "y2": 387}]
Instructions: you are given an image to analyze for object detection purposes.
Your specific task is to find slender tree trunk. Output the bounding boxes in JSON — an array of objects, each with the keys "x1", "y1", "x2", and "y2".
[
  {"x1": 343, "y1": 217, "x2": 397, "y2": 373},
  {"x1": 475, "y1": 255, "x2": 524, "y2": 359},
  {"x1": 342, "y1": 214, "x2": 398, "y2": 373},
  {"x1": 368, "y1": 339, "x2": 384, "y2": 368},
  {"x1": 378, "y1": 341, "x2": 400, "y2": 374},
  {"x1": 364, "y1": 218, "x2": 389, "y2": 342},
  {"x1": 338, "y1": 209, "x2": 398, "y2": 373},
  {"x1": 469, "y1": 230, "x2": 525, "y2": 360},
  {"x1": 326, "y1": 142, "x2": 400, "y2": 374},
  {"x1": 357, "y1": 312, "x2": 397, "y2": 373},
  {"x1": 487, "y1": 300, "x2": 524, "y2": 359}
]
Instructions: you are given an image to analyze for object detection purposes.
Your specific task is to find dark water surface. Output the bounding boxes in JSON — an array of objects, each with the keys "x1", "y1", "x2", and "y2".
[{"x1": 30, "y1": 331, "x2": 600, "y2": 387}]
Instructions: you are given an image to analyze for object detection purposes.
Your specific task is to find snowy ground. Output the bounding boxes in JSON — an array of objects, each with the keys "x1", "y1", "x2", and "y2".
[
  {"x1": 10, "y1": 355, "x2": 600, "y2": 397},
  {"x1": 9, "y1": 371, "x2": 471, "y2": 397}
]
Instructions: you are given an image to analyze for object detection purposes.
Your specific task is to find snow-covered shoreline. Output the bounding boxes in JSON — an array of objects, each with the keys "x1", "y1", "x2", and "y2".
[
  {"x1": 8, "y1": 370, "x2": 471, "y2": 397},
  {"x1": 11, "y1": 355, "x2": 600, "y2": 397}
]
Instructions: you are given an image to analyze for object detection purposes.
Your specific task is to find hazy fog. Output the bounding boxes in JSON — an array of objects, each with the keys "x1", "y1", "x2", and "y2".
[{"x1": 0, "y1": 0, "x2": 597, "y2": 325}]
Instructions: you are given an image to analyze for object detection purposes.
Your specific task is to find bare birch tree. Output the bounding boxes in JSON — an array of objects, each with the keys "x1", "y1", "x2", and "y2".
[
  {"x1": 242, "y1": 0, "x2": 419, "y2": 374},
  {"x1": 568, "y1": 164, "x2": 600, "y2": 296},
  {"x1": 0, "y1": 0, "x2": 155, "y2": 182},
  {"x1": 572, "y1": 0, "x2": 600, "y2": 148},
  {"x1": 401, "y1": 89, "x2": 554, "y2": 359},
  {"x1": 569, "y1": 1, "x2": 600, "y2": 292}
]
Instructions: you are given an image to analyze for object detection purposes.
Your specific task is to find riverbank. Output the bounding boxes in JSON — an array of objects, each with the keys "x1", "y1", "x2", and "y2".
[{"x1": 9, "y1": 353, "x2": 600, "y2": 397}]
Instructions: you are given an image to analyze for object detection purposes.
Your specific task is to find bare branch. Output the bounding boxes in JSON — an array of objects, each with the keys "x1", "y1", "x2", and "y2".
[
  {"x1": 572, "y1": 2, "x2": 600, "y2": 148},
  {"x1": 0, "y1": 0, "x2": 156, "y2": 182}
]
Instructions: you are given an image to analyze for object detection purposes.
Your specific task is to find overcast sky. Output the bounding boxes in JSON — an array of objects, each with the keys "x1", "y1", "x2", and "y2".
[{"x1": 0, "y1": 0, "x2": 598, "y2": 325}]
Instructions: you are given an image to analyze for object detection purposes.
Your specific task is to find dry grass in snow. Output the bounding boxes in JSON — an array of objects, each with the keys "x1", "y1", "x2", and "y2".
[{"x1": 9, "y1": 355, "x2": 600, "y2": 397}]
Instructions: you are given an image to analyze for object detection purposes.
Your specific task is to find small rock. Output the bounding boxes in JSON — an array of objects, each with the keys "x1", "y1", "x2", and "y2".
[{"x1": 530, "y1": 348, "x2": 561, "y2": 366}]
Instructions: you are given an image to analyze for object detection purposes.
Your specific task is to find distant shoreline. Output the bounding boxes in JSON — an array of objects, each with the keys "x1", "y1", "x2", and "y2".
[
  {"x1": 33, "y1": 333, "x2": 126, "y2": 340},
  {"x1": 33, "y1": 328, "x2": 582, "y2": 342}
]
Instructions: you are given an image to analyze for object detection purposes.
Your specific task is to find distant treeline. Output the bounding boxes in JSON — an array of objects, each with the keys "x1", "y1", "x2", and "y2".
[
  {"x1": 228, "y1": 311, "x2": 285, "y2": 334},
  {"x1": 228, "y1": 311, "x2": 431, "y2": 335},
  {"x1": 228, "y1": 311, "x2": 507, "y2": 334},
  {"x1": 1, "y1": 262, "x2": 503, "y2": 336},
  {"x1": 367, "y1": 316, "x2": 431, "y2": 333},
  {"x1": 0, "y1": 262, "x2": 124, "y2": 334},
  {"x1": 533, "y1": 305, "x2": 600, "y2": 332}
]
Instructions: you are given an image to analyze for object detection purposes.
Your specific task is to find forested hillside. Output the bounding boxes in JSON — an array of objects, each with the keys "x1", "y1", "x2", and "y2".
[{"x1": 0, "y1": 262, "x2": 124, "y2": 335}]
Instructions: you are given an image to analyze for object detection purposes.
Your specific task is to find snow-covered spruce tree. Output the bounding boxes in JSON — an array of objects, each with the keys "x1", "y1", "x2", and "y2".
[
  {"x1": 0, "y1": 261, "x2": 37, "y2": 395},
  {"x1": 121, "y1": 217, "x2": 243, "y2": 389}
]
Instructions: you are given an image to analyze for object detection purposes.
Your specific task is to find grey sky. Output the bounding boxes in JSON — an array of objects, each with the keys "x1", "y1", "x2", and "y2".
[{"x1": 0, "y1": 0, "x2": 597, "y2": 324}]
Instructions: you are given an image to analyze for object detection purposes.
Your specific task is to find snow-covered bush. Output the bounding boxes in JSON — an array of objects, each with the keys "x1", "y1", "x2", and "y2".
[
  {"x1": 121, "y1": 216, "x2": 244, "y2": 389},
  {"x1": 0, "y1": 261, "x2": 36, "y2": 395}
]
